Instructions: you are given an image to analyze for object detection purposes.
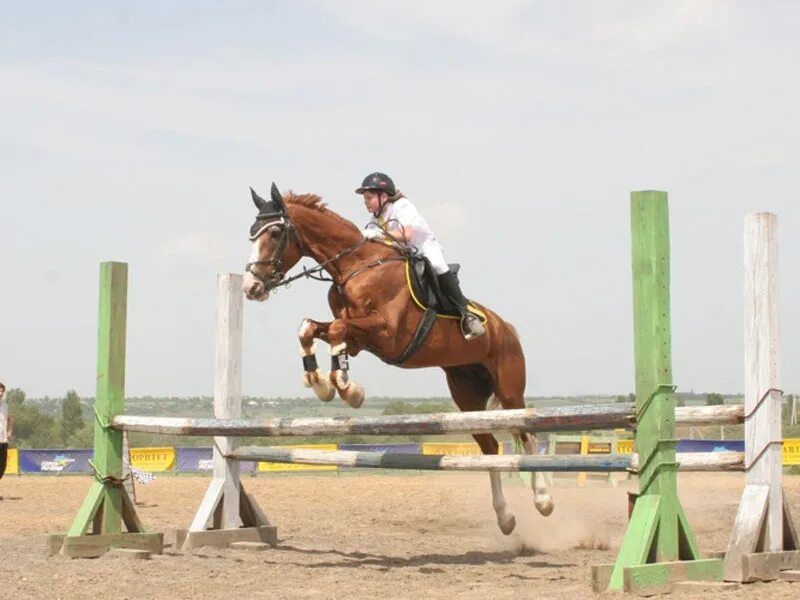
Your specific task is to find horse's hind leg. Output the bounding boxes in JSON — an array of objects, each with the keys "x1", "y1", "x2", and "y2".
[
  {"x1": 444, "y1": 366, "x2": 516, "y2": 535},
  {"x1": 491, "y1": 345, "x2": 554, "y2": 517},
  {"x1": 298, "y1": 319, "x2": 335, "y2": 402},
  {"x1": 475, "y1": 433, "x2": 517, "y2": 535},
  {"x1": 516, "y1": 432, "x2": 554, "y2": 516}
]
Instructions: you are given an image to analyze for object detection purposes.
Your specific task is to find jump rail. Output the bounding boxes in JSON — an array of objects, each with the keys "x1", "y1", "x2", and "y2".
[
  {"x1": 230, "y1": 446, "x2": 745, "y2": 472},
  {"x1": 111, "y1": 403, "x2": 743, "y2": 437}
]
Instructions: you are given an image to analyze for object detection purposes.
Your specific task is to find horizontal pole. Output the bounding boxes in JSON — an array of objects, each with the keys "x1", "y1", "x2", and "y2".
[
  {"x1": 229, "y1": 447, "x2": 745, "y2": 473},
  {"x1": 111, "y1": 403, "x2": 743, "y2": 438}
]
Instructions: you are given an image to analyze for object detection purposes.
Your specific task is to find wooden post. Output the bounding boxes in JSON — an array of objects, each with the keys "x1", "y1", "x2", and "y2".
[
  {"x1": 61, "y1": 262, "x2": 162, "y2": 558},
  {"x1": 599, "y1": 191, "x2": 723, "y2": 593},
  {"x1": 723, "y1": 213, "x2": 799, "y2": 582},
  {"x1": 180, "y1": 273, "x2": 276, "y2": 550}
]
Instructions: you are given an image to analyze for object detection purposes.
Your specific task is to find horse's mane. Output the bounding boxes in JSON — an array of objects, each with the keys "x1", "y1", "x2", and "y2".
[{"x1": 284, "y1": 191, "x2": 360, "y2": 232}]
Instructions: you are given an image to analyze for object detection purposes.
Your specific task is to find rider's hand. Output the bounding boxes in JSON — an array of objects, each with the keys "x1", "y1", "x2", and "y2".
[{"x1": 363, "y1": 228, "x2": 384, "y2": 240}]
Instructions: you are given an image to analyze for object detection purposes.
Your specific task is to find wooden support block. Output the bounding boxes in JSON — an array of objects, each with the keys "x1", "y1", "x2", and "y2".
[
  {"x1": 673, "y1": 581, "x2": 738, "y2": 592},
  {"x1": 590, "y1": 563, "x2": 614, "y2": 592},
  {"x1": 229, "y1": 541, "x2": 271, "y2": 551},
  {"x1": 706, "y1": 550, "x2": 727, "y2": 560},
  {"x1": 181, "y1": 526, "x2": 277, "y2": 551},
  {"x1": 47, "y1": 535, "x2": 65, "y2": 557},
  {"x1": 778, "y1": 570, "x2": 800, "y2": 582},
  {"x1": 60, "y1": 532, "x2": 164, "y2": 559},
  {"x1": 623, "y1": 559, "x2": 724, "y2": 595},
  {"x1": 740, "y1": 550, "x2": 800, "y2": 582},
  {"x1": 109, "y1": 548, "x2": 151, "y2": 560}
]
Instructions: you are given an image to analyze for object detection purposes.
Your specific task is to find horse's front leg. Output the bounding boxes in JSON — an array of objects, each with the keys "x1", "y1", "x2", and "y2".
[
  {"x1": 298, "y1": 319, "x2": 335, "y2": 402},
  {"x1": 326, "y1": 314, "x2": 387, "y2": 409}
]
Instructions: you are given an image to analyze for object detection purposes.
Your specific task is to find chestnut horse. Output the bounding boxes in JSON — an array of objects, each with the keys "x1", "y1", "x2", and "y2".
[{"x1": 242, "y1": 184, "x2": 553, "y2": 533}]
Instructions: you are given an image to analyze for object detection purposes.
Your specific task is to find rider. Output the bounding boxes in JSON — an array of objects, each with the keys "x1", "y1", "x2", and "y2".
[{"x1": 356, "y1": 172, "x2": 485, "y2": 340}]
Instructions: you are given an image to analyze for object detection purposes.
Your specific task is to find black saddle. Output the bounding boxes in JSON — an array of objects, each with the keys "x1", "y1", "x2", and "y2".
[
  {"x1": 386, "y1": 256, "x2": 485, "y2": 366},
  {"x1": 408, "y1": 256, "x2": 463, "y2": 317}
]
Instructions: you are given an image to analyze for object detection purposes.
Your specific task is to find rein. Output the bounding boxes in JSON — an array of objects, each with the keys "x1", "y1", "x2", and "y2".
[{"x1": 246, "y1": 215, "x2": 406, "y2": 294}]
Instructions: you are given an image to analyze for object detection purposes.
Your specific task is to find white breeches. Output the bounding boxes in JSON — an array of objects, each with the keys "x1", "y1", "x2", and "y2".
[{"x1": 419, "y1": 239, "x2": 449, "y2": 275}]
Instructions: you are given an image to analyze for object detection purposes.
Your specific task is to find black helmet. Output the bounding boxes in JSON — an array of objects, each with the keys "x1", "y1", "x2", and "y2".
[{"x1": 355, "y1": 172, "x2": 396, "y2": 196}]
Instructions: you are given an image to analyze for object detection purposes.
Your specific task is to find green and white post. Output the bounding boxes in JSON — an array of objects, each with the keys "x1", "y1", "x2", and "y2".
[
  {"x1": 58, "y1": 262, "x2": 162, "y2": 558},
  {"x1": 595, "y1": 191, "x2": 724, "y2": 593}
]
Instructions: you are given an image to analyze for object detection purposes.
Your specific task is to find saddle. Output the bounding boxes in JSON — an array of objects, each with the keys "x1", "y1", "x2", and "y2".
[
  {"x1": 406, "y1": 257, "x2": 486, "y2": 321},
  {"x1": 385, "y1": 256, "x2": 486, "y2": 366}
]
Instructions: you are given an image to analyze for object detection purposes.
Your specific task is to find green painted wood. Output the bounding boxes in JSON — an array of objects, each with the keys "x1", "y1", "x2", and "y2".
[
  {"x1": 623, "y1": 559, "x2": 724, "y2": 594},
  {"x1": 606, "y1": 191, "x2": 704, "y2": 592},
  {"x1": 67, "y1": 481, "x2": 104, "y2": 536},
  {"x1": 609, "y1": 494, "x2": 661, "y2": 589},
  {"x1": 66, "y1": 262, "x2": 149, "y2": 544}
]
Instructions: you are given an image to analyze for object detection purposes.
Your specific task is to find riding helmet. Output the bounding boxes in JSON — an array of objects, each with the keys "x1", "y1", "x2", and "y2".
[{"x1": 355, "y1": 172, "x2": 396, "y2": 196}]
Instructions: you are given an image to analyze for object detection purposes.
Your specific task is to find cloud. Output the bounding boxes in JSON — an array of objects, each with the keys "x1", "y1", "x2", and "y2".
[{"x1": 160, "y1": 231, "x2": 228, "y2": 266}]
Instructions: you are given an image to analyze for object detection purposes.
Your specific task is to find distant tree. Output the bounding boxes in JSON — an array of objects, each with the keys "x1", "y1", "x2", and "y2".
[
  {"x1": 6, "y1": 388, "x2": 26, "y2": 406},
  {"x1": 61, "y1": 390, "x2": 85, "y2": 443},
  {"x1": 382, "y1": 401, "x2": 415, "y2": 415},
  {"x1": 705, "y1": 393, "x2": 725, "y2": 406},
  {"x1": 615, "y1": 395, "x2": 628, "y2": 404},
  {"x1": 10, "y1": 403, "x2": 58, "y2": 448}
]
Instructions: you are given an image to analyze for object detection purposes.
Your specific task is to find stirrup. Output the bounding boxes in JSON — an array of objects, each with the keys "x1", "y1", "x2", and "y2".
[{"x1": 460, "y1": 313, "x2": 485, "y2": 340}]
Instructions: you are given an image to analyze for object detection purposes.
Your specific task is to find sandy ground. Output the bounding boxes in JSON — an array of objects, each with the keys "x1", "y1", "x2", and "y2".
[{"x1": 0, "y1": 472, "x2": 798, "y2": 599}]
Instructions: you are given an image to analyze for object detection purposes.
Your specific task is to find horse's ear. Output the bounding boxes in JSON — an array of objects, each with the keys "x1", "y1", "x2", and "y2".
[
  {"x1": 270, "y1": 182, "x2": 287, "y2": 214},
  {"x1": 250, "y1": 187, "x2": 268, "y2": 210}
]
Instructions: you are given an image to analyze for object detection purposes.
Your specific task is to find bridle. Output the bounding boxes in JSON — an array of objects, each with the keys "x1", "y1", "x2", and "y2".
[
  {"x1": 244, "y1": 213, "x2": 302, "y2": 291},
  {"x1": 245, "y1": 211, "x2": 385, "y2": 294}
]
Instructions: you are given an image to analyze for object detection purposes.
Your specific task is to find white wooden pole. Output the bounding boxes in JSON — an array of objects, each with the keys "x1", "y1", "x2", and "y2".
[
  {"x1": 214, "y1": 273, "x2": 244, "y2": 529},
  {"x1": 188, "y1": 273, "x2": 244, "y2": 532},
  {"x1": 743, "y1": 213, "x2": 782, "y2": 552},
  {"x1": 724, "y1": 212, "x2": 799, "y2": 582},
  {"x1": 182, "y1": 274, "x2": 275, "y2": 550}
]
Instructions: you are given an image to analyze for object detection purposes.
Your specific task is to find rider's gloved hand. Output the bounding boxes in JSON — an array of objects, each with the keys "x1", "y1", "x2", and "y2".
[{"x1": 363, "y1": 228, "x2": 384, "y2": 240}]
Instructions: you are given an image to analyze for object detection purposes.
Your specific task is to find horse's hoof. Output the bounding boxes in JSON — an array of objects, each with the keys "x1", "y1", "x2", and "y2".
[
  {"x1": 313, "y1": 381, "x2": 336, "y2": 402},
  {"x1": 498, "y1": 514, "x2": 516, "y2": 535},
  {"x1": 340, "y1": 383, "x2": 365, "y2": 409},
  {"x1": 535, "y1": 495, "x2": 554, "y2": 517}
]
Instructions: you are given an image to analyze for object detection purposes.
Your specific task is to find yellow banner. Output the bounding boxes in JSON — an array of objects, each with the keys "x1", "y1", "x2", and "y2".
[
  {"x1": 258, "y1": 444, "x2": 338, "y2": 472},
  {"x1": 617, "y1": 440, "x2": 634, "y2": 455},
  {"x1": 588, "y1": 442, "x2": 612, "y2": 454},
  {"x1": 422, "y1": 442, "x2": 503, "y2": 457},
  {"x1": 130, "y1": 447, "x2": 175, "y2": 472},
  {"x1": 6, "y1": 448, "x2": 18, "y2": 475},
  {"x1": 784, "y1": 439, "x2": 800, "y2": 466}
]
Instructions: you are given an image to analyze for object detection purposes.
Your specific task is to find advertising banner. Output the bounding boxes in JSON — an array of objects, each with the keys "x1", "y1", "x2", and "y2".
[
  {"x1": 6, "y1": 448, "x2": 19, "y2": 475},
  {"x1": 616, "y1": 440, "x2": 633, "y2": 454},
  {"x1": 129, "y1": 447, "x2": 175, "y2": 473},
  {"x1": 19, "y1": 449, "x2": 93, "y2": 474},
  {"x1": 676, "y1": 440, "x2": 744, "y2": 453},
  {"x1": 784, "y1": 439, "x2": 800, "y2": 465},
  {"x1": 422, "y1": 442, "x2": 504, "y2": 456},
  {"x1": 257, "y1": 444, "x2": 338, "y2": 472},
  {"x1": 176, "y1": 447, "x2": 256, "y2": 474}
]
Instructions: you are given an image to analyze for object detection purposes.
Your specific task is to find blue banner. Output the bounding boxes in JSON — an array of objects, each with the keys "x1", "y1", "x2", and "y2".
[
  {"x1": 19, "y1": 449, "x2": 94, "y2": 474},
  {"x1": 176, "y1": 447, "x2": 256, "y2": 474},
  {"x1": 677, "y1": 439, "x2": 744, "y2": 453}
]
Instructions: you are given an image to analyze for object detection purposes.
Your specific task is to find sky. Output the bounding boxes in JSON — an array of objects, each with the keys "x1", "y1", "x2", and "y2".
[{"x1": 1, "y1": 1, "x2": 798, "y2": 401}]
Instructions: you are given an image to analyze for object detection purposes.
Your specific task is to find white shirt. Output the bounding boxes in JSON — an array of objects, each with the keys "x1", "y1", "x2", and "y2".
[
  {"x1": 0, "y1": 400, "x2": 8, "y2": 443},
  {"x1": 367, "y1": 197, "x2": 437, "y2": 252}
]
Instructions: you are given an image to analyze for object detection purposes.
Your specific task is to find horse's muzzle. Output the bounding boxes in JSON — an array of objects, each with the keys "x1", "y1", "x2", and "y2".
[{"x1": 242, "y1": 274, "x2": 270, "y2": 302}]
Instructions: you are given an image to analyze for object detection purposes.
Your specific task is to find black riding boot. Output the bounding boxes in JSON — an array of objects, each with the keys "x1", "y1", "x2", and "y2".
[{"x1": 436, "y1": 270, "x2": 485, "y2": 340}]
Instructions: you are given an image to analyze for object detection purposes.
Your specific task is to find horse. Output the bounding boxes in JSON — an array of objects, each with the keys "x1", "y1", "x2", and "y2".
[{"x1": 242, "y1": 183, "x2": 553, "y2": 533}]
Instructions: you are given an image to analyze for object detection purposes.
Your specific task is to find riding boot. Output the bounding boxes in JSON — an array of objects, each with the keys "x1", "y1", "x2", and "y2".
[{"x1": 436, "y1": 270, "x2": 485, "y2": 340}]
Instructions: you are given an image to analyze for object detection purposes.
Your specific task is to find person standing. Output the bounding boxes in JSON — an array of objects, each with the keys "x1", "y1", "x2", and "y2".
[{"x1": 0, "y1": 382, "x2": 13, "y2": 498}]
